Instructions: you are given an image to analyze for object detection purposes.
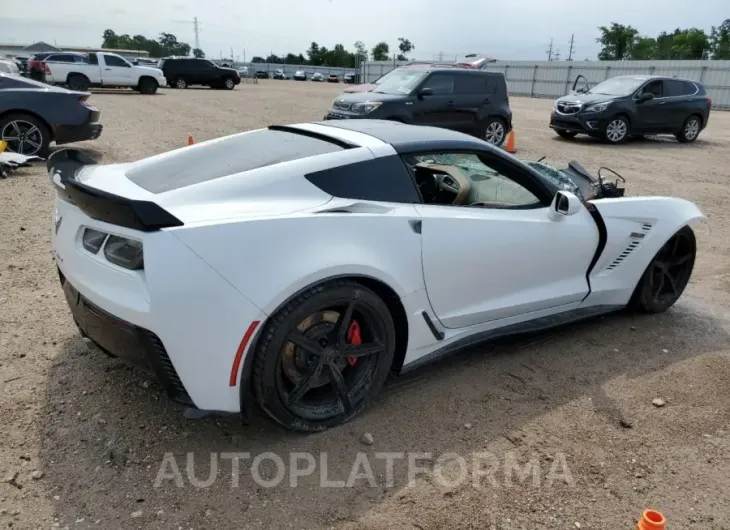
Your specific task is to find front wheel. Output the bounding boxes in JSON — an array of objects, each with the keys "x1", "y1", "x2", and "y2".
[
  {"x1": 174, "y1": 77, "x2": 188, "y2": 89},
  {"x1": 630, "y1": 226, "x2": 696, "y2": 313},
  {"x1": 676, "y1": 115, "x2": 701, "y2": 143},
  {"x1": 252, "y1": 280, "x2": 396, "y2": 432},
  {"x1": 223, "y1": 77, "x2": 235, "y2": 90},
  {"x1": 138, "y1": 78, "x2": 158, "y2": 95},
  {"x1": 603, "y1": 116, "x2": 630, "y2": 144}
]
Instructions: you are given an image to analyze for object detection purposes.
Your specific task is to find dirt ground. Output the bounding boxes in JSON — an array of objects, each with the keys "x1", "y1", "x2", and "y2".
[{"x1": 2, "y1": 80, "x2": 730, "y2": 530}]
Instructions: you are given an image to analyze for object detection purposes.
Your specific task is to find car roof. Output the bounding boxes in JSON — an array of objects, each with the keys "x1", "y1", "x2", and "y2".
[
  {"x1": 612, "y1": 74, "x2": 700, "y2": 84},
  {"x1": 312, "y1": 119, "x2": 493, "y2": 154}
]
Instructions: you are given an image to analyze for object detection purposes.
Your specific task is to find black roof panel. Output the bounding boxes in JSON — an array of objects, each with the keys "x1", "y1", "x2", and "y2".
[{"x1": 316, "y1": 119, "x2": 494, "y2": 154}]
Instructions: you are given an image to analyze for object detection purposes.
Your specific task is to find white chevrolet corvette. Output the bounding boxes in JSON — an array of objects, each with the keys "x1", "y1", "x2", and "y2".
[{"x1": 49, "y1": 119, "x2": 704, "y2": 432}]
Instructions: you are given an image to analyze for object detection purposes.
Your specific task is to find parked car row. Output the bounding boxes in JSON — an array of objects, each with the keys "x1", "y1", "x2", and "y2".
[
  {"x1": 326, "y1": 61, "x2": 712, "y2": 147},
  {"x1": 252, "y1": 68, "x2": 357, "y2": 83}
]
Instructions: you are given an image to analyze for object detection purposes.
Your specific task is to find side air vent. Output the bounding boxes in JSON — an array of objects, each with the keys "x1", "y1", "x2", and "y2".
[
  {"x1": 641, "y1": 223, "x2": 653, "y2": 232},
  {"x1": 607, "y1": 240, "x2": 641, "y2": 271}
]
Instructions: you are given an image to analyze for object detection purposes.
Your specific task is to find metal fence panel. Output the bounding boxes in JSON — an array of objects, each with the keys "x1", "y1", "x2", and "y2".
[{"x1": 361, "y1": 60, "x2": 730, "y2": 109}]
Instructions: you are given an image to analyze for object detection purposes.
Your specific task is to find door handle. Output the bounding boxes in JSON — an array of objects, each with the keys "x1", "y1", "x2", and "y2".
[
  {"x1": 446, "y1": 101, "x2": 455, "y2": 106},
  {"x1": 104, "y1": 68, "x2": 111, "y2": 71}
]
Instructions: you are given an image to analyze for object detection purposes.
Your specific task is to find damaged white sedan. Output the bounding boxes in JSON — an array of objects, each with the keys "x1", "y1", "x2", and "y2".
[{"x1": 48, "y1": 119, "x2": 704, "y2": 432}]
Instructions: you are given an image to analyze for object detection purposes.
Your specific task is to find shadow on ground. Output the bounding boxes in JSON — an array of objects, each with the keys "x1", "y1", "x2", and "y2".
[{"x1": 39, "y1": 301, "x2": 730, "y2": 528}]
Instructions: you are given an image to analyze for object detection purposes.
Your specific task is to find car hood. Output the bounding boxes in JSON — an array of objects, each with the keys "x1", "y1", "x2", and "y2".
[
  {"x1": 136, "y1": 66, "x2": 163, "y2": 75},
  {"x1": 335, "y1": 91, "x2": 406, "y2": 104},
  {"x1": 342, "y1": 83, "x2": 377, "y2": 93},
  {"x1": 556, "y1": 93, "x2": 616, "y2": 106}
]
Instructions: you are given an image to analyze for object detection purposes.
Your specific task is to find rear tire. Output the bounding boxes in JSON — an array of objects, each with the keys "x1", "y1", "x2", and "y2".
[
  {"x1": 556, "y1": 130, "x2": 578, "y2": 140},
  {"x1": 676, "y1": 115, "x2": 702, "y2": 143},
  {"x1": 481, "y1": 117, "x2": 507, "y2": 147},
  {"x1": 252, "y1": 279, "x2": 396, "y2": 432},
  {"x1": 174, "y1": 77, "x2": 188, "y2": 89},
  {"x1": 67, "y1": 74, "x2": 90, "y2": 92},
  {"x1": 0, "y1": 113, "x2": 51, "y2": 158},
  {"x1": 630, "y1": 226, "x2": 696, "y2": 313}
]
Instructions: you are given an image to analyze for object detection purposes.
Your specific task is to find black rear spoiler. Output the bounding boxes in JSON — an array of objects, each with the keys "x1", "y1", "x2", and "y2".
[{"x1": 47, "y1": 148, "x2": 184, "y2": 232}]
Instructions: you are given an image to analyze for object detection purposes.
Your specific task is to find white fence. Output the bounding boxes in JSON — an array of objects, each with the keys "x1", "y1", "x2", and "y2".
[{"x1": 362, "y1": 60, "x2": 730, "y2": 109}]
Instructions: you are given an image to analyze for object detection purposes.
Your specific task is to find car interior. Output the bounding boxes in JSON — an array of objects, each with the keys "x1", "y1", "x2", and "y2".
[{"x1": 404, "y1": 153, "x2": 542, "y2": 209}]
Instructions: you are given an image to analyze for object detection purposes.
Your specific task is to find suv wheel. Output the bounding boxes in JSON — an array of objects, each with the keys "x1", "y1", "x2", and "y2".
[
  {"x1": 224, "y1": 78, "x2": 235, "y2": 90},
  {"x1": 482, "y1": 118, "x2": 507, "y2": 147},
  {"x1": 676, "y1": 115, "x2": 701, "y2": 143},
  {"x1": 174, "y1": 78, "x2": 188, "y2": 89},
  {"x1": 603, "y1": 116, "x2": 630, "y2": 144}
]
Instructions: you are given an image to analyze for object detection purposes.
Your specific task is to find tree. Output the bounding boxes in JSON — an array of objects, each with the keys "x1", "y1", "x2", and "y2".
[
  {"x1": 101, "y1": 29, "x2": 192, "y2": 58},
  {"x1": 597, "y1": 23, "x2": 639, "y2": 60},
  {"x1": 668, "y1": 28, "x2": 710, "y2": 59},
  {"x1": 396, "y1": 37, "x2": 414, "y2": 61},
  {"x1": 710, "y1": 19, "x2": 730, "y2": 59},
  {"x1": 371, "y1": 41, "x2": 390, "y2": 61},
  {"x1": 630, "y1": 37, "x2": 656, "y2": 60},
  {"x1": 354, "y1": 41, "x2": 368, "y2": 63},
  {"x1": 192, "y1": 48, "x2": 205, "y2": 58},
  {"x1": 251, "y1": 56, "x2": 265, "y2": 63},
  {"x1": 307, "y1": 42, "x2": 322, "y2": 65}
]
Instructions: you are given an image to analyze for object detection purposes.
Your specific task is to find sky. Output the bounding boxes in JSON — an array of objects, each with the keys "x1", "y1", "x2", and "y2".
[{"x1": 0, "y1": 0, "x2": 727, "y2": 61}]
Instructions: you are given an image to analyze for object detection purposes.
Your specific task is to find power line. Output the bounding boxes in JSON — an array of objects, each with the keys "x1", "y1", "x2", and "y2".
[
  {"x1": 546, "y1": 38, "x2": 554, "y2": 61},
  {"x1": 567, "y1": 34, "x2": 575, "y2": 61}
]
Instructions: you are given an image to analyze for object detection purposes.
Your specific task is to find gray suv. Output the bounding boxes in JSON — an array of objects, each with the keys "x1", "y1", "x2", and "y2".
[{"x1": 324, "y1": 66, "x2": 512, "y2": 146}]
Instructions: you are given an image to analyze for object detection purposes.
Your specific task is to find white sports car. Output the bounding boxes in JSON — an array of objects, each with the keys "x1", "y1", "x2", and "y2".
[{"x1": 48, "y1": 119, "x2": 704, "y2": 432}]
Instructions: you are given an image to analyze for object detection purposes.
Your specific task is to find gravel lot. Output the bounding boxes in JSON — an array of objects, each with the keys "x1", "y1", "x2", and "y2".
[{"x1": 2, "y1": 80, "x2": 730, "y2": 530}]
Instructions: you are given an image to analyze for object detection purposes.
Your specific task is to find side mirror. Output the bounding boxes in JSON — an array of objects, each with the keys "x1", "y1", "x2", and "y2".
[
  {"x1": 418, "y1": 87, "x2": 433, "y2": 98},
  {"x1": 549, "y1": 191, "x2": 582, "y2": 221},
  {"x1": 638, "y1": 92, "x2": 654, "y2": 102}
]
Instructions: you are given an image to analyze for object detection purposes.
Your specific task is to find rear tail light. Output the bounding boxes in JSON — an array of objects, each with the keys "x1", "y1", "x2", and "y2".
[
  {"x1": 42, "y1": 62, "x2": 51, "y2": 74},
  {"x1": 79, "y1": 95, "x2": 93, "y2": 108},
  {"x1": 104, "y1": 235, "x2": 144, "y2": 270},
  {"x1": 707, "y1": 97, "x2": 712, "y2": 106},
  {"x1": 82, "y1": 228, "x2": 107, "y2": 253}
]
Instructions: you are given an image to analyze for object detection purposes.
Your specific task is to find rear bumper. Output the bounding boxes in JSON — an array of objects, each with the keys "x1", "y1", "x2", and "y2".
[
  {"x1": 55, "y1": 122, "x2": 103, "y2": 145},
  {"x1": 59, "y1": 268, "x2": 194, "y2": 406}
]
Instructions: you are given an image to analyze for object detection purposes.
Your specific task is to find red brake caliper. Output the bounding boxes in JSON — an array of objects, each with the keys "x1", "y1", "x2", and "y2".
[{"x1": 346, "y1": 320, "x2": 361, "y2": 366}]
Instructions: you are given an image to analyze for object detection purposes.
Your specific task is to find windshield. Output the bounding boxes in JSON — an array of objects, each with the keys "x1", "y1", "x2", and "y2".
[
  {"x1": 373, "y1": 70, "x2": 427, "y2": 95},
  {"x1": 586, "y1": 77, "x2": 645, "y2": 96}
]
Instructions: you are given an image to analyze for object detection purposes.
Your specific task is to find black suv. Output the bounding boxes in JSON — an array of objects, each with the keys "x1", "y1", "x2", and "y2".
[
  {"x1": 550, "y1": 75, "x2": 711, "y2": 144},
  {"x1": 158, "y1": 58, "x2": 240, "y2": 90},
  {"x1": 324, "y1": 66, "x2": 513, "y2": 146}
]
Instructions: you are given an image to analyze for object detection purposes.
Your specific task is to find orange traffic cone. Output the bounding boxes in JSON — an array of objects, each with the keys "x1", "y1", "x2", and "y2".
[
  {"x1": 187, "y1": 135, "x2": 195, "y2": 146},
  {"x1": 504, "y1": 130, "x2": 516, "y2": 154},
  {"x1": 636, "y1": 509, "x2": 665, "y2": 530}
]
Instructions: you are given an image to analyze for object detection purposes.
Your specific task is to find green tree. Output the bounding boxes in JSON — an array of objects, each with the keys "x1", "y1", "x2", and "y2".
[
  {"x1": 596, "y1": 23, "x2": 639, "y2": 60},
  {"x1": 710, "y1": 19, "x2": 730, "y2": 59},
  {"x1": 354, "y1": 41, "x2": 368, "y2": 63},
  {"x1": 192, "y1": 48, "x2": 205, "y2": 58},
  {"x1": 630, "y1": 37, "x2": 656, "y2": 59},
  {"x1": 101, "y1": 29, "x2": 192, "y2": 58},
  {"x1": 371, "y1": 41, "x2": 390, "y2": 61},
  {"x1": 669, "y1": 28, "x2": 710, "y2": 59},
  {"x1": 396, "y1": 37, "x2": 414, "y2": 61},
  {"x1": 307, "y1": 42, "x2": 322, "y2": 65}
]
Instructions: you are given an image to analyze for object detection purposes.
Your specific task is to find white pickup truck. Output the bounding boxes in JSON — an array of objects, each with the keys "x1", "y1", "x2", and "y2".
[{"x1": 44, "y1": 52, "x2": 167, "y2": 94}]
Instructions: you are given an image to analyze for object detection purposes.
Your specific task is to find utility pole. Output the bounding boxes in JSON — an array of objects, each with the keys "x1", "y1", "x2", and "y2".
[
  {"x1": 567, "y1": 34, "x2": 575, "y2": 61},
  {"x1": 193, "y1": 17, "x2": 200, "y2": 50},
  {"x1": 546, "y1": 38, "x2": 554, "y2": 61},
  {"x1": 554, "y1": 49, "x2": 561, "y2": 61}
]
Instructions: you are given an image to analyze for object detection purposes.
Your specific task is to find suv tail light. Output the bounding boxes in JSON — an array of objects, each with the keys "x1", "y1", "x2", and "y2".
[
  {"x1": 79, "y1": 95, "x2": 93, "y2": 108},
  {"x1": 42, "y1": 62, "x2": 51, "y2": 74},
  {"x1": 707, "y1": 97, "x2": 712, "y2": 106}
]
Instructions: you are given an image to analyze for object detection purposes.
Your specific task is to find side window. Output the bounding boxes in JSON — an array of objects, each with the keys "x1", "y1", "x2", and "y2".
[
  {"x1": 422, "y1": 73, "x2": 455, "y2": 95},
  {"x1": 73, "y1": 55, "x2": 86, "y2": 64},
  {"x1": 305, "y1": 155, "x2": 421, "y2": 204},
  {"x1": 48, "y1": 54, "x2": 73, "y2": 62},
  {"x1": 663, "y1": 79, "x2": 685, "y2": 97},
  {"x1": 642, "y1": 80, "x2": 663, "y2": 97},
  {"x1": 682, "y1": 81, "x2": 698, "y2": 96},
  {"x1": 88, "y1": 54, "x2": 98, "y2": 65},
  {"x1": 403, "y1": 152, "x2": 543, "y2": 209},
  {"x1": 103, "y1": 55, "x2": 130, "y2": 67},
  {"x1": 454, "y1": 74, "x2": 486, "y2": 94},
  {"x1": 485, "y1": 74, "x2": 498, "y2": 95}
]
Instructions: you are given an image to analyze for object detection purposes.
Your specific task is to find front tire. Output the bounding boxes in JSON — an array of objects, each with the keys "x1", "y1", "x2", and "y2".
[
  {"x1": 223, "y1": 77, "x2": 235, "y2": 90},
  {"x1": 252, "y1": 280, "x2": 396, "y2": 432},
  {"x1": 630, "y1": 226, "x2": 696, "y2": 313},
  {"x1": 174, "y1": 77, "x2": 188, "y2": 89},
  {"x1": 603, "y1": 116, "x2": 630, "y2": 144},
  {"x1": 676, "y1": 115, "x2": 702, "y2": 143},
  {"x1": 138, "y1": 77, "x2": 158, "y2": 95}
]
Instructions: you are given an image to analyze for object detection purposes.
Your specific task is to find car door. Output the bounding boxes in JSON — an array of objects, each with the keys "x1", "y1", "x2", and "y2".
[
  {"x1": 100, "y1": 54, "x2": 133, "y2": 85},
  {"x1": 634, "y1": 80, "x2": 667, "y2": 132},
  {"x1": 661, "y1": 79, "x2": 694, "y2": 131},
  {"x1": 410, "y1": 150, "x2": 599, "y2": 329},
  {"x1": 449, "y1": 72, "x2": 489, "y2": 134},
  {"x1": 410, "y1": 72, "x2": 462, "y2": 130}
]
